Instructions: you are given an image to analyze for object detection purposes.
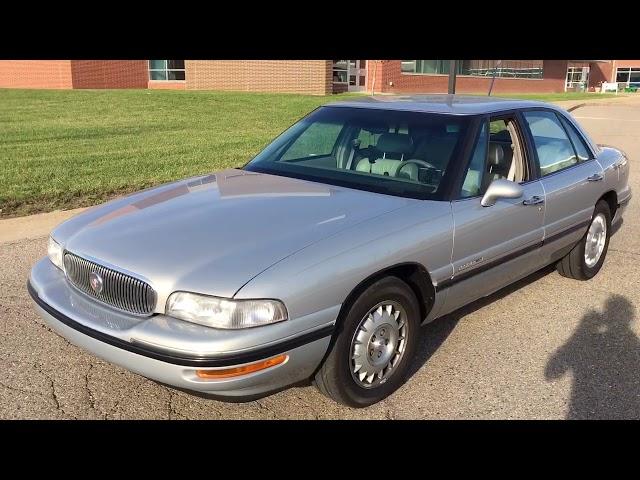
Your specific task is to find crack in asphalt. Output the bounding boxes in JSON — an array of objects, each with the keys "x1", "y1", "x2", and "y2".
[
  {"x1": 295, "y1": 394, "x2": 321, "y2": 419},
  {"x1": 83, "y1": 362, "x2": 104, "y2": 419},
  {"x1": 162, "y1": 386, "x2": 187, "y2": 420},
  {"x1": 254, "y1": 399, "x2": 278, "y2": 418},
  {"x1": 106, "y1": 400, "x2": 120, "y2": 419},
  {"x1": 0, "y1": 381, "x2": 54, "y2": 406},
  {"x1": 383, "y1": 398, "x2": 399, "y2": 420},
  {"x1": 31, "y1": 361, "x2": 77, "y2": 419}
]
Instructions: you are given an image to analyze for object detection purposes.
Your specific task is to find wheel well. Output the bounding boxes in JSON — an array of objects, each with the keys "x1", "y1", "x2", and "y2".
[
  {"x1": 600, "y1": 191, "x2": 618, "y2": 219},
  {"x1": 337, "y1": 263, "x2": 435, "y2": 328}
]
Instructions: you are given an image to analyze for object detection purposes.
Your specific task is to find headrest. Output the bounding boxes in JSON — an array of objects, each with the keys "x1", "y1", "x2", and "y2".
[
  {"x1": 488, "y1": 143, "x2": 505, "y2": 166},
  {"x1": 376, "y1": 133, "x2": 413, "y2": 155}
]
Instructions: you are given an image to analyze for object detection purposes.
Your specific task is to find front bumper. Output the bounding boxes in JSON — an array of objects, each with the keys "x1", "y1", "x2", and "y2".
[{"x1": 28, "y1": 258, "x2": 336, "y2": 398}]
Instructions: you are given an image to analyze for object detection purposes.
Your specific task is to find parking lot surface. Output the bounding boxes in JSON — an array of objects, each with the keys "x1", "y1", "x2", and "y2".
[{"x1": 1, "y1": 98, "x2": 639, "y2": 419}]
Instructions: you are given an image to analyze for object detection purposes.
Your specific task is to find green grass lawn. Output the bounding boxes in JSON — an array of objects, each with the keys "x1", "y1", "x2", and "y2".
[
  {"x1": 0, "y1": 89, "x2": 620, "y2": 217},
  {"x1": 0, "y1": 89, "x2": 363, "y2": 217}
]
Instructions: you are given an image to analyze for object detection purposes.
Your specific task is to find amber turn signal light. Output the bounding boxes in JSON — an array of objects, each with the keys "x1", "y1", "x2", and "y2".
[{"x1": 196, "y1": 354, "x2": 288, "y2": 380}]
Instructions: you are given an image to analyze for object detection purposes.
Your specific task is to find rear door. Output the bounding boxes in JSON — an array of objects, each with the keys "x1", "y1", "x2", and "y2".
[
  {"x1": 521, "y1": 109, "x2": 604, "y2": 262},
  {"x1": 440, "y1": 114, "x2": 546, "y2": 314}
]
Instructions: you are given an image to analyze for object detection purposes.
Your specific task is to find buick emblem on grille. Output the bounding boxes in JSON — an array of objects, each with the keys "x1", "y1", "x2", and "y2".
[{"x1": 89, "y1": 271, "x2": 104, "y2": 294}]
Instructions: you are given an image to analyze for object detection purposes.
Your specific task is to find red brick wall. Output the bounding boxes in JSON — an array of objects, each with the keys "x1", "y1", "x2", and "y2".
[
  {"x1": 70, "y1": 60, "x2": 148, "y2": 89},
  {"x1": 185, "y1": 60, "x2": 332, "y2": 95},
  {"x1": 366, "y1": 60, "x2": 568, "y2": 94},
  {"x1": 0, "y1": 60, "x2": 73, "y2": 89},
  {"x1": 615, "y1": 59, "x2": 640, "y2": 69},
  {"x1": 589, "y1": 61, "x2": 614, "y2": 88}
]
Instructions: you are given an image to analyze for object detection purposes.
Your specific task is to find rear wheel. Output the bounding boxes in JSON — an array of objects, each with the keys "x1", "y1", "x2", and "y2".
[
  {"x1": 557, "y1": 200, "x2": 611, "y2": 280},
  {"x1": 314, "y1": 276, "x2": 420, "y2": 407}
]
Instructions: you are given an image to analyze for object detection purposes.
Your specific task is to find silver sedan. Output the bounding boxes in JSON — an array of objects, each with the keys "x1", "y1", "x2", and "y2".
[{"x1": 29, "y1": 96, "x2": 632, "y2": 407}]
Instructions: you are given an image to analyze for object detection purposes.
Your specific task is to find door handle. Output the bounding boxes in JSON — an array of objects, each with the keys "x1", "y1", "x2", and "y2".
[
  {"x1": 587, "y1": 173, "x2": 604, "y2": 182},
  {"x1": 523, "y1": 195, "x2": 544, "y2": 206}
]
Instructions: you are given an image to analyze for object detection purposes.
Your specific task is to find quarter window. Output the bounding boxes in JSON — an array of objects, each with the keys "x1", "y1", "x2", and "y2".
[
  {"x1": 523, "y1": 111, "x2": 579, "y2": 176},
  {"x1": 149, "y1": 60, "x2": 185, "y2": 81}
]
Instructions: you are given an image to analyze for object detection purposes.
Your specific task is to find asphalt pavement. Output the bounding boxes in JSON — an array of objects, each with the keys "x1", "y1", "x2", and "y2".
[{"x1": 1, "y1": 97, "x2": 639, "y2": 419}]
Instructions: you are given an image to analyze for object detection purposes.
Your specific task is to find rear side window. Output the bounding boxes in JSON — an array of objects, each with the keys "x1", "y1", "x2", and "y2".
[
  {"x1": 558, "y1": 115, "x2": 592, "y2": 161},
  {"x1": 523, "y1": 110, "x2": 578, "y2": 176}
]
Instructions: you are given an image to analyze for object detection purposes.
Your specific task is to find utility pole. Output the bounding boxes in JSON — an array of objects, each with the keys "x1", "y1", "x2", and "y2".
[
  {"x1": 488, "y1": 60, "x2": 502, "y2": 96},
  {"x1": 448, "y1": 60, "x2": 458, "y2": 94}
]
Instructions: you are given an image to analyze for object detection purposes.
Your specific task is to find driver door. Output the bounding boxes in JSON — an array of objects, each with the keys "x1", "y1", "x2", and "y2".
[{"x1": 439, "y1": 114, "x2": 546, "y2": 314}]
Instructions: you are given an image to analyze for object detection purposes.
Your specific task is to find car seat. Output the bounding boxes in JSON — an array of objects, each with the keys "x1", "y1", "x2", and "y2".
[{"x1": 355, "y1": 133, "x2": 413, "y2": 176}]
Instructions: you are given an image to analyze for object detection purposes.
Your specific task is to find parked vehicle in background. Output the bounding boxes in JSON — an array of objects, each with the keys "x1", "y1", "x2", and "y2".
[{"x1": 29, "y1": 95, "x2": 632, "y2": 407}]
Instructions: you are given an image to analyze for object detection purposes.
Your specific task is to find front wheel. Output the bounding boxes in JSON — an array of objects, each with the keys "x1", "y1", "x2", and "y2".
[
  {"x1": 314, "y1": 276, "x2": 420, "y2": 407},
  {"x1": 557, "y1": 200, "x2": 611, "y2": 280}
]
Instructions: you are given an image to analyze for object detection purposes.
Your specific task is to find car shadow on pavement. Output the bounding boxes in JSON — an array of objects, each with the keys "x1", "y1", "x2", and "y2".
[
  {"x1": 407, "y1": 264, "x2": 557, "y2": 378},
  {"x1": 545, "y1": 294, "x2": 640, "y2": 419}
]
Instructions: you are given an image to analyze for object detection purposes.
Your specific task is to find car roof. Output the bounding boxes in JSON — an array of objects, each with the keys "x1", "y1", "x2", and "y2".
[{"x1": 326, "y1": 94, "x2": 559, "y2": 116}]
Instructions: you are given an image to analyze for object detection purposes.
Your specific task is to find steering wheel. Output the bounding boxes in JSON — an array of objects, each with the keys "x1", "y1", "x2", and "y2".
[{"x1": 395, "y1": 159, "x2": 437, "y2": 181}]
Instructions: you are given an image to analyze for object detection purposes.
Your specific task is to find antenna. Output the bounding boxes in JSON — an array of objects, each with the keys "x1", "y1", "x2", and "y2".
[{"x1": 488, "y1": 60, "x2": 503, "y2": 96}]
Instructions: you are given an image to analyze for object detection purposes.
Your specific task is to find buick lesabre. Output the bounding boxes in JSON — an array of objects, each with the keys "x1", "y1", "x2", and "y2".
[{"x1": 28, "y1": 96, "x2": 632, "y2": 407}]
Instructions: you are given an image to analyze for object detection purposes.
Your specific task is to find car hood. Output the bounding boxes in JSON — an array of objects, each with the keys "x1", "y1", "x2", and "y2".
[{"x1": 57, "y1": 169, "x2": 414, "y2": 301}]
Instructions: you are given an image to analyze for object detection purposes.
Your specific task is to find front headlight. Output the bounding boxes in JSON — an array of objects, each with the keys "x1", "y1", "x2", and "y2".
[
  {"x1": 48, "y1": 236, "x2": 64, "y2": 270},
  {"x1": 166, "y1": 292, "x2": 287, "y2": 329}
]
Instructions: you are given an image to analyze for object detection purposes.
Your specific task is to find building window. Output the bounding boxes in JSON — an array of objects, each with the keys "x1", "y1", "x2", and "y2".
[
  {"x1": 616, "y1": 67, "x2": 640, "y2": 87},
  {"x1": 401, "y1": 60, "x2": 544, "y2": 79},
  {"x1": 332, "y1": 60, "x2": 348, "y2": 84},
  {"x1": 149, "y1": 60, "x2": 185, "y2": 81}
]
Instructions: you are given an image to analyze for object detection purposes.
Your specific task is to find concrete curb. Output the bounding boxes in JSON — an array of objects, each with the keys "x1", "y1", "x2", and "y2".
[{"x1": 567, "y1": 103, "x2": 586, "y2": 112}]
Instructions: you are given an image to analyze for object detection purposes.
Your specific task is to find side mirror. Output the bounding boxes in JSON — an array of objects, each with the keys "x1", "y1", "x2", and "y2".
[{"x1": 480, "y1": 179, "x2": 524, "y2": 207}]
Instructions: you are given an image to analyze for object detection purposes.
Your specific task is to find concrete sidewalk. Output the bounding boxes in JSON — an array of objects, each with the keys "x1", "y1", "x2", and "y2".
[{"x1": 0, "y1": 207, "x2": 87, "y2": 244}]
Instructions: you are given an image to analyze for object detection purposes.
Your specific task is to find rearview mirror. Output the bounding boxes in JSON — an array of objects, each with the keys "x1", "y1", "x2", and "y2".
[{"x1": 480, "y1": 179, "x2": 524, "y2": 207}]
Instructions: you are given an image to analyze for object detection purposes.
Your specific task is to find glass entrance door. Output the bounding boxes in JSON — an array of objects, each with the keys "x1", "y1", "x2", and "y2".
[
  {"x1": 566, "y1": 66, "x2": 589, "y2": 92},
  {"x1": 348, "y1": 60, "x2": 367, "y2": 92}
]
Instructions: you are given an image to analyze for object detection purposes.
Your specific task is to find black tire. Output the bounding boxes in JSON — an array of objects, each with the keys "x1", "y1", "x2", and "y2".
[
  {"x1": 314, "y1": 276, "x2": 420, "y2": 408},
  {"x1": 557, "y1": 200, "x2": 611, "y2": 280}
]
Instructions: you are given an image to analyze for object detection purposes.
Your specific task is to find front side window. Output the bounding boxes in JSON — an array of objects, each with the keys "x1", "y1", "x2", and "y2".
[
  {"x1": 245, "y1": 107, "x2": 471, "y2": 200},
  {"x1": 460, "y1": 116, "x2": 527, "y2": 199},
  {"x1": 523, "y1": 110, "x2": 579, "y2": 176},
  {"x1": 149, "y1": 60, "x2": 185, "y2": 81}
]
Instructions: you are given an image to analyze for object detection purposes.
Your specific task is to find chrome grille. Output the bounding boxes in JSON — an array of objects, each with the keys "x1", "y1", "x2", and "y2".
[{"x1": 63, "y1": 252, "x2": 156, "y2": 316}]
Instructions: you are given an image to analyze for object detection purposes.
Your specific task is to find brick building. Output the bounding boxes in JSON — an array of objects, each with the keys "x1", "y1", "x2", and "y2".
[{"x1": 0, "y1": 60, "x2": 638, "y2": 95}]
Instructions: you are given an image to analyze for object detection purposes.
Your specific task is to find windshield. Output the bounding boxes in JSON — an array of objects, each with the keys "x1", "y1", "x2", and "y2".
[{"x1": 244, "y1": 106, "x2": 471, "y2": 200}]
